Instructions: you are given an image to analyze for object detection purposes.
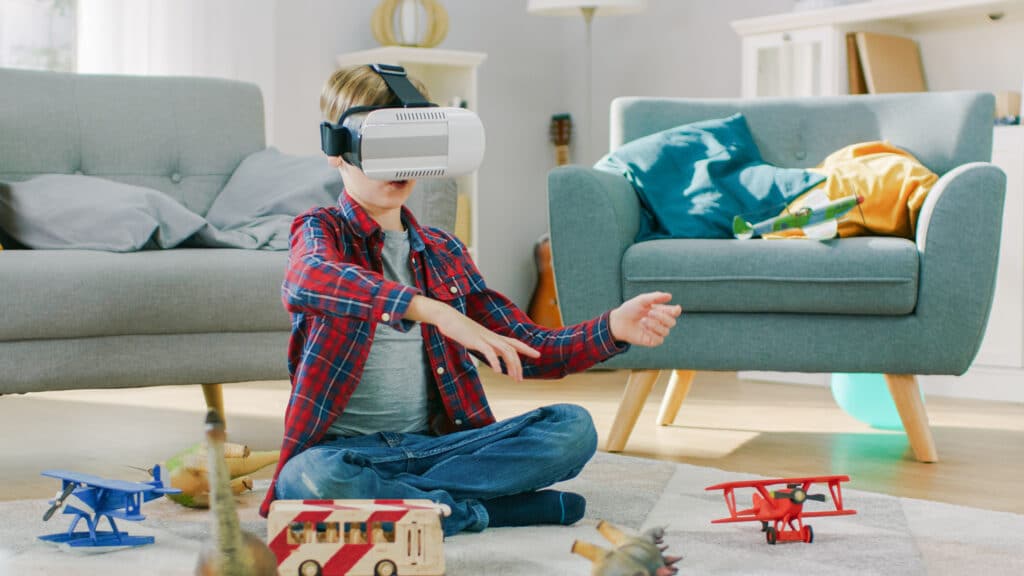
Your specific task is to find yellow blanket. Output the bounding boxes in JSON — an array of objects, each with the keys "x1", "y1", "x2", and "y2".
[{"x1": 767, "y1": 141, "x2": 937, "y2": 239}]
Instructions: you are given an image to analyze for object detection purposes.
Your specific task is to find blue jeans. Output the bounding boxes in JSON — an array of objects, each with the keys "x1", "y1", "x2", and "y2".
[{"x1": 275, "y1": 403, "x2": 598, "y2": 536}]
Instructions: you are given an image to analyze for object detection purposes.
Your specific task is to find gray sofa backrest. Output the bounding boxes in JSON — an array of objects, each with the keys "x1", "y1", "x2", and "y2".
[
  {"x1": 610, "y1": 92, "x2": 994, "y2": 175},
  {"x1": 0, "y1": 67, "x2": 265, "y2": 216}
]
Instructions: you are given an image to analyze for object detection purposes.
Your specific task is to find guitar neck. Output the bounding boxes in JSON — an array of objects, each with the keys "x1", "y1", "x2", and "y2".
[{"x1": 554, "y1": 144, "x2": 570, "y2": 167}]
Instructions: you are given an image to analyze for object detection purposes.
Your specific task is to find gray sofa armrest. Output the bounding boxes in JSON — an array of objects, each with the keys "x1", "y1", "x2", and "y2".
[
  {"x1": 548, "y1": 166, "x2": 640, "y2": 324},
  {"x1": 915, "y1": 162, "x2": 1006, "y2": 372}
]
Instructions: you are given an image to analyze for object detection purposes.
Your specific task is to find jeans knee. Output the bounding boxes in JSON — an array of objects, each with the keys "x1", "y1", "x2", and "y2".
[
  {"x1": 275, "y1": 448, "x2": 367, "y2": 500},
  {"x1": 548, "y1": 404, "x2": 598, "y2": 467}
]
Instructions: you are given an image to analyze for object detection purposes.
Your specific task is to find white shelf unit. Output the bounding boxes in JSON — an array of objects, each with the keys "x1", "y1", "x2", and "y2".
[
  {"x1": 733, "y1": 0, "x2": 1024, "y2": 98},
  {"x1": 732, "y1": 1, "x2": 1024, "y2": 400},
  {"x1": 335, "y1": 46, "x2": 488, "y2": 258}
]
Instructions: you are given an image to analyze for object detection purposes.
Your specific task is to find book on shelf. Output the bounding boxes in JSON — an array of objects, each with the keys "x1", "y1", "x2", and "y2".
[
  {"x1": 849, "y1": 32, "x2": 926, "y2": 94},
  {"x1": 845, "y1": 33, "x2": 868, "y2": 95}
]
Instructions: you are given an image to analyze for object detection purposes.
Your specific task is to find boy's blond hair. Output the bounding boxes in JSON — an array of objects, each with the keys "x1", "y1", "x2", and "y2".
[{"x1": 320, "y1": 65, "x2": 430, "y2": 123}]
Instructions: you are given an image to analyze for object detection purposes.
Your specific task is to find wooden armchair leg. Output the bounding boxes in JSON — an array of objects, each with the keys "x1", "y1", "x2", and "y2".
[
  {"x1": 884, "y1": 374, "x2": 938, "y2": 463},
  {"x1": 657, "y1": 369, "x2": 696, "y2": 426},
  {"x1": 606, "y1": 370, "x2": 661, "y2": 452},
  {"x1": 201, "y1": 383, "x2": 226, "y2": 429}
]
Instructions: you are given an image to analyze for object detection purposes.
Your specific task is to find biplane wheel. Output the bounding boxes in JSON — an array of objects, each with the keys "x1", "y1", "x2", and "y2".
[
  {"x1": 760, "y1": 521, "x2": 769, "y2": 532},
  {"x1": 375, "y1": 559, "x2": 398, "y2": 576},
  {"x1": 765, "y1": 527, "x2": 778, "y2": 545},
  {"x1": 298, "y1": 559, "x2": 323, "y2": 576},
  {"x1": 803, "y1": 525, "x2": 814, "y2": 544}
]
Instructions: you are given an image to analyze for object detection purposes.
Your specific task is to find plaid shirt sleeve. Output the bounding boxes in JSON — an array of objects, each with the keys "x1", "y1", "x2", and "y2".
[
  {"x1": 455, "y1": 238, "x2": 629, "y2": 378},
  {"x1": 282, "y1": 212, "x2": 420, "y2": 329}
]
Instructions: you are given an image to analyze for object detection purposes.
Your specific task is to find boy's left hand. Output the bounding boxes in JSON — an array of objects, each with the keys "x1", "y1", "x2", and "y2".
[{"x1": 609, "y1": 292, "x2": 682, "y2": 347}]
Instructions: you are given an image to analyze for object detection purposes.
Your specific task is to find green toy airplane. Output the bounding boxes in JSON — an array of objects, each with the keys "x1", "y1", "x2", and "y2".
[{"x1": 733, "y1": 193, "x2": 864, "y2": 240}]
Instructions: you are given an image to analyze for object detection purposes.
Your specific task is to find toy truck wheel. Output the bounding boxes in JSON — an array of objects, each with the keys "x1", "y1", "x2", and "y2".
[
  {"x1": 803, "y1": 525, "x2": 814, "y2": 544},
  {"x1": 374, "y1": 559, "x2": 398, "y2": 576},
  {"x1": 298, "y1": 559, "x2": 323, "y2": 576},
  {"x1": 765, "y1": 527, "x2": 778, "y2": 545}
]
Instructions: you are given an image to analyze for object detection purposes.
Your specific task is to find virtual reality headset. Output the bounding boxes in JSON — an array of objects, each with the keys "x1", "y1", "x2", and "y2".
[{"x1": 320, "y1": 63, "x2": 485, "y2": 180}]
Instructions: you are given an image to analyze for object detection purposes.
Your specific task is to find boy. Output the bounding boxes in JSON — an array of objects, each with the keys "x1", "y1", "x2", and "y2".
[{"x1": 259, "y1": 65, "x2": 682, "y2": 535}]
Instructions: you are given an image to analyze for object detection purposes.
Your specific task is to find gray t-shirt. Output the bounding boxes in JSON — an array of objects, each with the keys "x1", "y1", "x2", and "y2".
[{"x1": 328, "y1": 229, "x2": 432, "y2": 437}]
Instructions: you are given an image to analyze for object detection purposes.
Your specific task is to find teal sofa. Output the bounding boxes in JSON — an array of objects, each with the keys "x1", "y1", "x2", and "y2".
[{"x1": 548, "y1": 92, "x2": 1005, "y2": 462}]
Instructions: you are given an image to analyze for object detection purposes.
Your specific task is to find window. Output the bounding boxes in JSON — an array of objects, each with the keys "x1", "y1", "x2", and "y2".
[
  {"x1": 0, "y1": 0, "x2": 76, "y2": 72},
  {"x1": 369, "y1": 521, "x2": 396, "y2": 544}
]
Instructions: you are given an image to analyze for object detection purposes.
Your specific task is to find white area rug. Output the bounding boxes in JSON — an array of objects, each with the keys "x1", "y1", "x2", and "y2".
[{"x1": 1, "y1": 452, "x2": 1022, "y2": 575}]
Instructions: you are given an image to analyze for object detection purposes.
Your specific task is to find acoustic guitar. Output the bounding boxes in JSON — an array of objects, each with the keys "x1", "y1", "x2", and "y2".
[{"x1": 527, "y1": 114, "x2": 571, "y2": 329}]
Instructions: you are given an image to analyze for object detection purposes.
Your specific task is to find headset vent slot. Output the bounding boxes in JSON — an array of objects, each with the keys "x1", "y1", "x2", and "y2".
[
  {"x1": 396, "y1": 111, "x2": 448, "y2": 121},
  {"x1": 394, "y1": 169, "x2": 446, "y2": 178}
]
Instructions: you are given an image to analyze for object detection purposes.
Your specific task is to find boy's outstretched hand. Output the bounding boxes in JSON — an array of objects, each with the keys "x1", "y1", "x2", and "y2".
[
  {"x1": 407, "y1": 295, "x2": 541, "y2": 382},
  {"x1": 609, "y1": 292, "x2": 682, "y2": 347}
]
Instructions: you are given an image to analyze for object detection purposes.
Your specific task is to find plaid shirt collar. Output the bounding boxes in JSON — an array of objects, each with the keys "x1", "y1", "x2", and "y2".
[{"x1": 338, "y1": 190, "x2": 427, "y2": 253}]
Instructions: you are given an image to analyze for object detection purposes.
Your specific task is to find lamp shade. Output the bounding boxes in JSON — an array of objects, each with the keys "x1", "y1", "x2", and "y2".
[{"x1": 527, "y1": 0, "x2": 646, "y2": 17}]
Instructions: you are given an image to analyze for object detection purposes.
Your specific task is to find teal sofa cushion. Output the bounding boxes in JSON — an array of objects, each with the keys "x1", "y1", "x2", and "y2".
[
  {"x1": 595, "y1": 113, "x2": 825, "y2": 241},
  {"x1": 622, "y1": 236, "x2": 919, "y2": 315}
]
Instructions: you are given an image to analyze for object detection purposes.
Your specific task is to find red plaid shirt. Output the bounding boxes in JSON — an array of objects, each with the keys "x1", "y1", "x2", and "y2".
[{"x1": 260, "y1": 192, "x2": 628, "y2": 517}]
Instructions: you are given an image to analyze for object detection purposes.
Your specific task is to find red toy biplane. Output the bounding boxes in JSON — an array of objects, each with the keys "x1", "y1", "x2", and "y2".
[{"x1": 705, "y1": 475, "x2": 856, "y2": 544}]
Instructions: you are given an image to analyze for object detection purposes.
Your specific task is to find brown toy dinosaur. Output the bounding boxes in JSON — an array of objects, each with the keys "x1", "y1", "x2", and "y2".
[
  {"x1": 572, "y1": 520, "x2": 682, "y2": 576},
  {"x1": 194, "y1": 410, "x2": 278, "y2": 576}
]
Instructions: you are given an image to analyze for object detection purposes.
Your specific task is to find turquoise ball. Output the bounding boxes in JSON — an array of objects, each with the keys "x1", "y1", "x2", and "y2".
[{"x1": 830, "y1": 373, "x2": 916, "y2": 430}]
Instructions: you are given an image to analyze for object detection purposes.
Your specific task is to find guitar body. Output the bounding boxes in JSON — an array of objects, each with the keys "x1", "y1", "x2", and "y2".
[
  {"x1": 527, "y1": 114, "x2": 572, "y2": 329},
  {"x1": 527, "y1": 233, "x2": 563, "y2": 328}
]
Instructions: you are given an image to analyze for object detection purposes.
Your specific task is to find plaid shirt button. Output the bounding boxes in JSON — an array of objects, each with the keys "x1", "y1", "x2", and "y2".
[
  {"x1": 449, "y1": 286, "x2": 458, "y2": 294},
  {"x1": 381, "y1": 312, "x2": 391, "y2": 322},
  {"x1": 454, "y1": 419, "x2": 463, "y2": 425},
  {"x1": 436, "y1": 366, "x2": 445, "y2": 375}
]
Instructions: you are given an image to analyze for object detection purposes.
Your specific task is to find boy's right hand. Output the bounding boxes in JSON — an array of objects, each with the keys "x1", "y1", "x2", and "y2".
[{"x1": 407, "y1": 295, "x2": 540, "y2": 381}]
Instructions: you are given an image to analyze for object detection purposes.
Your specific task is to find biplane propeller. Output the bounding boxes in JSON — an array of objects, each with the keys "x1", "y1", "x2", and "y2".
[{"x1": 42, "y1": 482, "x2": 77, "y2": 522}]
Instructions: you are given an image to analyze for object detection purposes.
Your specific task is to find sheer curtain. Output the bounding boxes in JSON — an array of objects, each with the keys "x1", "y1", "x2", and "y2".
[
  {"x1": 0, "y1": 0, "x2": 76, "y2": 71},
  {"x1": 76, "y1": 0, "x2": 277, "y2": 139}
]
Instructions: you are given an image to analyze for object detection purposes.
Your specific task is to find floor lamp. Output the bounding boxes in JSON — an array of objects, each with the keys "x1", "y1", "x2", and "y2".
[{"x1": 527, "y1": 0, "x2": 647, "y2": 164}]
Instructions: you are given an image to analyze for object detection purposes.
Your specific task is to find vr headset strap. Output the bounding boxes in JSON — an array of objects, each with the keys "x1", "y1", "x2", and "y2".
[{"x1": 370, "y1": 64, "x2": 432, "y2": 107}]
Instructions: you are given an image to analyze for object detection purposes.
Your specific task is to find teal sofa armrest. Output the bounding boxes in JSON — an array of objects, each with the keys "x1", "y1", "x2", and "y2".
[
  {"x1": 915, "y1": 162, "x2": 1006, "y2": 373},
  {"x1": 548, "y1": 166, "x2": 640, "y2": 324}
]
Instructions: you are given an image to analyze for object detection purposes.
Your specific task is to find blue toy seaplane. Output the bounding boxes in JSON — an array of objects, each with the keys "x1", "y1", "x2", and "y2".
[{"x1": 39, "y1": 467, "x2": 181, "y2": 550}]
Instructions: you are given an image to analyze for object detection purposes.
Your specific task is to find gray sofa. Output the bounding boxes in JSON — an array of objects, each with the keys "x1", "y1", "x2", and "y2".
[{"x1": 0, "y1": 68, "x2": 452, "y2": 402}]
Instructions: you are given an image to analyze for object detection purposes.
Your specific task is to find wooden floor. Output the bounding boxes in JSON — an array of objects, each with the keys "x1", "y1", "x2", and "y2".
[{"x1": 2, "y1": 370, "x2": 1022, "y2": 514}]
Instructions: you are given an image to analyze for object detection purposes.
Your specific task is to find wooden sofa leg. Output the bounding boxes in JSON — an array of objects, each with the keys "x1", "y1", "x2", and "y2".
[
  {"x1": 606, "y1": 370, "x2": 661, "y2": 452},
  {"x1": 201, "y1": 383, "x2": 226, "y2": 429},
  {"x1": 884, "y1": 374, "x2": 938, "y2": 463},
  {"x1": 657, "y1": 370, "x2": 696, "y2": 426}
]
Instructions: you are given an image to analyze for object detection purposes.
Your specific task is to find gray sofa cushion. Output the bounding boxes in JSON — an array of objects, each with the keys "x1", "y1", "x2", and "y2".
[
  {"x1": 622, "y1": 236, "x2": 919, "y2": 315},
  {"x1": 0, "y1": 248, "x2": 290, "y2": 341},
  {"x1": 205, "y1": 147, "x2": 342, "y2": 230},
  {"x1": 0, "y1": 174, "x2": 208, "y2": 251}
]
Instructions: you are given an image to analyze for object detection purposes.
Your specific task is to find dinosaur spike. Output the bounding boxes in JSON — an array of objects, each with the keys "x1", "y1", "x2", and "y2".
[
  {"x1": 596, "y1": 520, "x2": 629, "y2": 546},
  {"x1": 571, "y1": 540, "x2": 609, "y2": 564}
]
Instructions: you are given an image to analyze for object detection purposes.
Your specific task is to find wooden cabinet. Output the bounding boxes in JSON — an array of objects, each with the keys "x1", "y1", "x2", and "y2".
[{"x1": 335, "y1": 46, "x2": 487, "y2": 259}]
